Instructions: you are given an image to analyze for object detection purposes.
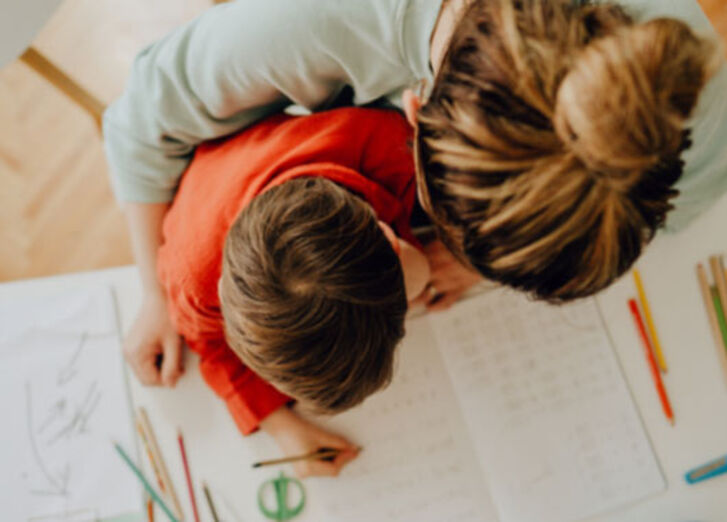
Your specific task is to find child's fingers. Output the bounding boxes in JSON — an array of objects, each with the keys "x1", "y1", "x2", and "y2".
[
  {"x1": 295, "y1": 460, "x2": 340, "y2": 478},
  {"x1": 408, "y1": 291, "x2": 429, "y2": 308},
  {"x1": 160, "y1": 334, "x2": 183, "y2": 387},
  {"x1": 301, "y1": 450, "x2": 358, "y2": 477},
  {"x1": 123, "y1": 339, "x2": 162, "y2": 385},
  {"x1": 332, "y1": 448, "x2": 359, "y2": 467},
  {"x1": 134, "y1": 359, "x2": 163, "y2": 386}
]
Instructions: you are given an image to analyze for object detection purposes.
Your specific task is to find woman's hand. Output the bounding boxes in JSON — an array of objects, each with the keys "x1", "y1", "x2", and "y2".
[
  {"x1": 260, "y1": 407, "x2": 360, "y2": 478},
  {"x1": 123, "y1": 291, "x2": 184, "y2": 386},
  {"x1": 415, "y1": 240, "x2": 482, "y2": 312}
]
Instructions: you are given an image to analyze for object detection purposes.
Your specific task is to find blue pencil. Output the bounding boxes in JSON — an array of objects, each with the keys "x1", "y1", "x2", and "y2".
[
  {"x1": 685, "y1": 454, "x2": 727, "y2": 484},
  {"x1": 113, "y1": 441, "x2": 180, "y2": 522}
]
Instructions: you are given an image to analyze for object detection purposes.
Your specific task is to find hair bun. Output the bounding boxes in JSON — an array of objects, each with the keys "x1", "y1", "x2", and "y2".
[{"x1": 554, "y1": 17, "x2": 718, "y2": 186}]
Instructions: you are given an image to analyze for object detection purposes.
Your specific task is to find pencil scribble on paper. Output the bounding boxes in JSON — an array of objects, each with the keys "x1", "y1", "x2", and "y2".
[
  {"x1": 57, "y1": 333, "x2": 88, "y2": 386},
  {"x1": 4, "y1": 287, "x2": 138, "y2": 520},
  {"x1": 46, "y1": 381, "x2": 102, "y2": 446},
  {"x1": 24, "y1": 331, "x2": 103, "y2": 500},
  {"x1": 26, "y1": 381, "x2": 70, "y2": 497}
]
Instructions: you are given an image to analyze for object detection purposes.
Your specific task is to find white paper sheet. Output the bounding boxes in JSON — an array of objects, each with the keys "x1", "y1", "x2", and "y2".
[
  {"x1": 429, "y1": 289, "x2": 665, "y2": 522},
  {"x1": 0, "y1": 287, "x2": 139, "y2": 521},
  {"x1": 308, "y1": 315, "x2": 499, "y2": 522}
]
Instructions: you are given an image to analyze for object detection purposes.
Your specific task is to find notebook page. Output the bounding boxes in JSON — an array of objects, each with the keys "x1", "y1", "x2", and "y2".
[
  {"x1": 429, "y1": 289, "x2": 664, "y2": 522},
  {"x1": 0, "y1": 287, "x2": 139, "y2": 521},
  {"x1": 307, "y1": 312, "x2": 499, "y2": 521}
]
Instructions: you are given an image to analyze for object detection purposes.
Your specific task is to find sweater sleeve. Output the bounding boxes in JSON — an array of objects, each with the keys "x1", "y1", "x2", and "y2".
[
  {"x1": 103, "y1": 0, "x2": 425, "y2": 203},
  {"x1": 187, "y1": 336, "x2": 291, "y2": 435}
]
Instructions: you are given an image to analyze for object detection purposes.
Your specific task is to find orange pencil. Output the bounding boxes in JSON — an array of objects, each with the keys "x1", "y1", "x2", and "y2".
[
  {"x1": 628, "y1": 299, "x2": 674, "y2": 425},
  {"x1": 146, "y1": 496, "x2": 155, "y2": 522},
  {"x1": 178, "y1": 430, "x2": 201, "y2": 522}
]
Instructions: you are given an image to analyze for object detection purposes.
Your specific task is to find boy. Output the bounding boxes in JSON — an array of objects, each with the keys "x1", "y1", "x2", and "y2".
[{"x1": 146, "y1": 107, "x2": 432, "y2": 477}]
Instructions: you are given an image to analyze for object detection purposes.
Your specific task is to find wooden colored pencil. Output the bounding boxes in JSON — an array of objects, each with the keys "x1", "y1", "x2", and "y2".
[
  {"x1": 202, "y1": 482, "x2": 220, "y2": 522},
  {"x1": 633, "y1": 269, "x2": 667, "y2": 373},
  {"x1": 147, "y1": 496, "x2": 155, "y2": 522},
  {"x1": 177, "y1": 430, "x2": 201, "y2": 522},
  {"x1": 628, "y1": 299, "x2": 674, "y2": 425},
  {"x1": 696, "y1": 264, "x2": 727, "y2": 383},
  {"x1": 113, "y1": 442, "x2": 179, "y2": 522},
  {"x1": 252, "y1": 447, "x2": 342, "y2": 468},
  {"x1": 137, "y1": 408, "x2": 184, "y2": 520},
  {"x1": 137, "y1": 420, "x2": 167, "y2": 491}
]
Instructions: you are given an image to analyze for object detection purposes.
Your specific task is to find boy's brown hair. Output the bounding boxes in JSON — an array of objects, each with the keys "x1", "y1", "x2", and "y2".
[
  {"x1": 416, "y1": 0, "x2": 718, "y2": 301},
  {"x1": 219, "y1": 177, "x2": 407, "y2": 413}
]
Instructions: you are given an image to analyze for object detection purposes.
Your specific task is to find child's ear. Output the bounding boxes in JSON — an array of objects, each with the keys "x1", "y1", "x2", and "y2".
[
  {"x1": 377, "y1": 221, "x2": 400, "y2": 254},
  {"x1": 377, "y1": 221, "x2": 431, "y2": 302},
  {"x1": 401, "y1": 89, "x2": 421, "y2": 128}
]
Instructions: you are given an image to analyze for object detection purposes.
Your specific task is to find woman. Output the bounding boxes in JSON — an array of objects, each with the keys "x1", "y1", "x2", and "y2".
[{"x1": 108, "y1": 0, "x2": 725, "y2": 476}]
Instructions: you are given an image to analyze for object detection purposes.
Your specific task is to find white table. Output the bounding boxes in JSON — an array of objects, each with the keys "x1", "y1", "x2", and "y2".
[{"x1": 3, "y1": 194, "x2": 727, "y2": 521}]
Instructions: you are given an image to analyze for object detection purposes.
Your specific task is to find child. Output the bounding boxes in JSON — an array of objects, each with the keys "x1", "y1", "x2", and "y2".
[{"x1": 148, "y1": 107, "x2": 431, "y2": 477}]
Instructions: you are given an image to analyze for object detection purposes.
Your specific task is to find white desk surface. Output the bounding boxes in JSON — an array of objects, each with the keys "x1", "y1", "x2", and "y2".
[{"x1": 3, "y1": 195, "x2": 727, "y2": 522}]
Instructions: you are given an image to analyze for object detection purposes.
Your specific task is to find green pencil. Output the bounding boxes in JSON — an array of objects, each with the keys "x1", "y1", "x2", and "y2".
[
  {"x1": 113, "y1": 441, "x2": 180, "y2": 522},
  {"x1": 711, "y1": 286, "x2": 727, "y2": 350}
]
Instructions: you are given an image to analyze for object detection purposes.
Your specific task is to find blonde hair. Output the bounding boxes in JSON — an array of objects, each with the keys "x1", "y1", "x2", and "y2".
[
  {"x1": 219, "y1": 177, "x2": 407, "y2": 413},
  {"x1": 416, "y1": 0, "x2": 718, "y2": 301}
]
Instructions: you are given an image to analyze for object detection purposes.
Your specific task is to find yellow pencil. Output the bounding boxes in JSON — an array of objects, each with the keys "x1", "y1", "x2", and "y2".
[{"x1": 633, "y1": 269, "x2": 667, "y2": 373}]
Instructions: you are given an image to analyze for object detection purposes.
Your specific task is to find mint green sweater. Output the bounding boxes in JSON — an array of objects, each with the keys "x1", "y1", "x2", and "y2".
[{"x1": 103, "y1": 0, "x2": 727, "y2": 232}]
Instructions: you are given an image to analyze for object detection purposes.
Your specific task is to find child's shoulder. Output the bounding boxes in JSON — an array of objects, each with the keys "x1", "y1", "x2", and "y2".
[{"x1": 304, "y1": 107, "x2": 411, "y2": 148}]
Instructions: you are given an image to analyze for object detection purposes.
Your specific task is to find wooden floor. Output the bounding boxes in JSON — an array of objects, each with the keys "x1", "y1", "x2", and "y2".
[{"x1": 0, "y1": 0, "x2": 725, "y2": 282}]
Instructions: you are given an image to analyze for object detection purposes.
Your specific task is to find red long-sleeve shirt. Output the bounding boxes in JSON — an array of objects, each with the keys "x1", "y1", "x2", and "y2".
[{"x1": 157, "y1": 108, "x2": 416, "y2": 435}]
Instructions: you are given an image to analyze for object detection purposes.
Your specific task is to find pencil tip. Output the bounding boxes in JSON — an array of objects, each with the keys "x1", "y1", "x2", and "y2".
[
  {"x1": 252, "y1": 463, "x2": 260, "y2": 468},
  {"x1": 669, "y1": 418, "x2": 675, "y2": 426}
]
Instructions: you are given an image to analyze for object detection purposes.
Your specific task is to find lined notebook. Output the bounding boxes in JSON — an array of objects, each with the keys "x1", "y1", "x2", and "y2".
[{"x1": 309, "y1": 287, "x2": 664, "y2": 522}]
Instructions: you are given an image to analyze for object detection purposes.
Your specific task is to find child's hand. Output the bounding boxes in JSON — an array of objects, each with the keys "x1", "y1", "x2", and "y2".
[
  {"x1": 260, "y1": 407, "x2": 360, "y2": 478},
  {"x1": 415, "y1": 240, "x2": 482, "y2": 312},
  {"x1": 123, "y1": 291, "x2": 184, "y2": 387}
]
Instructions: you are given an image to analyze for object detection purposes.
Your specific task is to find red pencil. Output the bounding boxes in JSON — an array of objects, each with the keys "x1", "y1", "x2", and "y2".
[
  {"x1": 177, "y1": 430, "x2": 201, "y2": 522},
  {"x1": 628, "y1": 299, "x2": 674, "y2": 425}
]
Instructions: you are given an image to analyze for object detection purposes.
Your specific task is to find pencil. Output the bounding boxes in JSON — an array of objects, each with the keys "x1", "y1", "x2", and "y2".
[
  {"x1": 177, "y1": 430, "x2": 200, "y2": 522},
  {"x1": 137, "y1": 408, "x2": 184, "y2": 520},
  {"x1": 696, "y1": 264, "x2": 727, "y2": 383},
  {"x1": 710, "y1": 256, "x2": 727, "y2": 339},
  {"x1": 628, "y1": 299, "x2": 674, "y2": 425},
  {"x1": 711, "y1": 287, "x2": 727, "y2": 349},
  {"x1": 252, "y1": 447, "x2": 342, "y2": 468},
  {"x1": 113, "y1": 442, "x2": 179, "y2": 522},
  {"x1": 147, "y1": 495, "x2": 155, "y2": 522},
  {"x1": 202, "y1": 482, "x2": 220, "y2": 522},
  {"x1": 137, "y1": 420, "x2": 166, "y2": 491},
  {"x1": 633, "y1": 269, "x2": 667, "y2": 373}
]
